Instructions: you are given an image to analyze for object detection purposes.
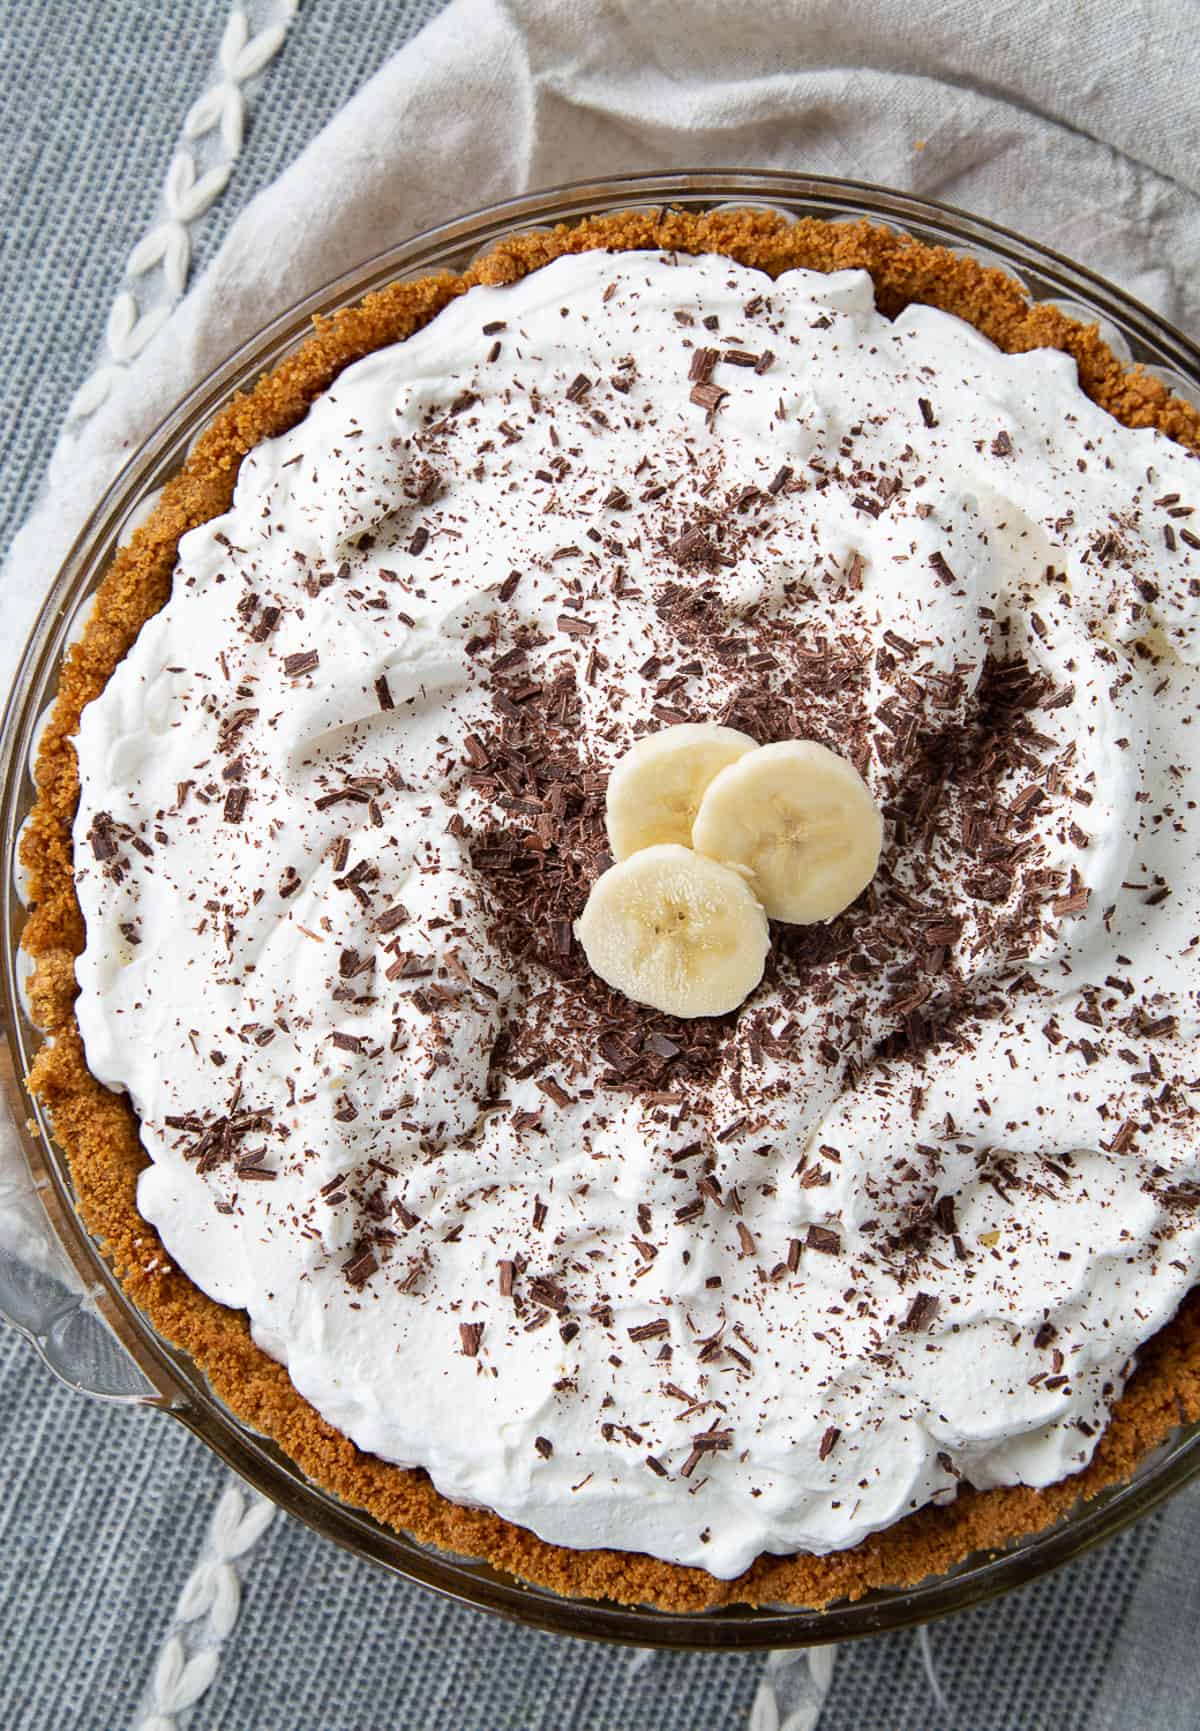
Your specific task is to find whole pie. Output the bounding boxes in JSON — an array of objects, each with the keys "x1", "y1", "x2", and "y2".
[{"x1": 21, "y1": 208, "x2": 1200, "y2": 1612}]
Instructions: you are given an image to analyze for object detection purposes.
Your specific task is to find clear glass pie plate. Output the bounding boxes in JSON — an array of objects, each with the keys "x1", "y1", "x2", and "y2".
[{"x1": 3, "y1": 170, "x2": 1200, "y2": 1650}]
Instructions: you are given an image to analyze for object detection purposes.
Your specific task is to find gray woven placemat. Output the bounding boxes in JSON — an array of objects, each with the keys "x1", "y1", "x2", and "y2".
[{"x1": 4, "y1": 6, "x2": 1200, "y2": 1728}]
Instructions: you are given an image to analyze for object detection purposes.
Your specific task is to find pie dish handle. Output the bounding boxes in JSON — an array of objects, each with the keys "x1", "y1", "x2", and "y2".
[{"x1": 0, "y1": 1139, "x2": 160, "y2": 1406}]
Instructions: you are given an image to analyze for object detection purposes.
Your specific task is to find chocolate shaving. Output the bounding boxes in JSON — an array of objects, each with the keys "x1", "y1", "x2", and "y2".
[
  {"x1": 218, "y1": 708, "x2": 259, "y2": 752},
  {"x1": 1107, "y1": 1118, "x2": 1139, "y2": 1155},
  {"x1": 343, "y1": 1249, "x2": 378, "y2": 1288},
  {"x1": 87, "y1": 815, "x2": 119, "y2": 860},
  {"x1": 537, "y1": 1076, "x2": 573, "y2": 1108},
  {"x1": 805, "y1": 1224, "x2": 841, "y2": 1255},
  {"x1": 902, "y1": 1290, "x2": 940, "y2": 1331},
  {"x1": 528, "y1": 1276, "x2": 568, "y2": 1312},
  {"x1": 688, "y1": 347, "x2": 718, "y2": 384},
  {"x1": 628, "y1": 1319, "x2": 670, "y2": 1342},
  {"x1": 669, "y1": 522, "x2": 720, "y2": 568}
]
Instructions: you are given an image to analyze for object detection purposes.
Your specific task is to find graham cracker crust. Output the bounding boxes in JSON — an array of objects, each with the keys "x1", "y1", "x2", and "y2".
[{"x1": 19, "y1": 207, "x2": 1200, "y2": 1613}]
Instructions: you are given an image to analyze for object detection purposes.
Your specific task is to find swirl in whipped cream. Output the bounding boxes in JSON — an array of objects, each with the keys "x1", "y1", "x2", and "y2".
[{"x1": 73, "y1": 250, "x2": 1200, "y2": 1577}]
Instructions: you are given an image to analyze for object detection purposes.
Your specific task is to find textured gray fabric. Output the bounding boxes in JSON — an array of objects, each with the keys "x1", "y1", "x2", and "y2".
[
  {"x1": 0, "y1": 1331, "x2": 225, "y2": 1729},
  {"x1": 4, "y1": 5, "x2": 1200, "y2": 1730}
]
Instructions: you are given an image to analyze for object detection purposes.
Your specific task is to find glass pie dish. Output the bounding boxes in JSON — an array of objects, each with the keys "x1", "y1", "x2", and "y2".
[{"x1": 3, "y1": 169, "x2": 1200, "y2": 1650}]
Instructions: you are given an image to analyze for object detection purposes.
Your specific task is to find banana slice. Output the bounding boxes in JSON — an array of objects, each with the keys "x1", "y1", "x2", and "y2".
[
  {"x1": 692, "y1": 739, "x2": 882, "y2": 923},
  {"x1": 574, "y1": 843, "x2": 769, "y2": 1018},
  {"x1": 605, "y1": 723, "x2": 758, "y2": 860}
]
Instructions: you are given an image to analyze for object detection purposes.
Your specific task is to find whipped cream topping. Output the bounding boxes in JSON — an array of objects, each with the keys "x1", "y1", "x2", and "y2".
[{"x1": 73, "y1": 250, "x2": 1200, "y2": 1578}]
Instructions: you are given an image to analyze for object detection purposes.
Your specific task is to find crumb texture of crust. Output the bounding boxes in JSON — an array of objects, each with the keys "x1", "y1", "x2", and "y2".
[{"x1": 20, "y1": 207, "x2": 1200, "y2": 1614}]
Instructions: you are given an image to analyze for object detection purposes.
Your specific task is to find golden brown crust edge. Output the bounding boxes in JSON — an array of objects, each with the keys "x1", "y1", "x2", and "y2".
[{"x1": 19, "y1": 208, "x2": 1200, "y2": 1615}]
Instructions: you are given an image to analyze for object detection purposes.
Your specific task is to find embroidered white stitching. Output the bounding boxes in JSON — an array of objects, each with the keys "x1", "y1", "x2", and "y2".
[
  {"x1": 135, "y1": 1480, "x2": 277, "y2": 1730},
  {"x1": 67, "y1": 2, "x2": 297, "y2": 424},
  {"x1": 748, "y1": 1647, "x2": 838, "y2": 1731}
]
